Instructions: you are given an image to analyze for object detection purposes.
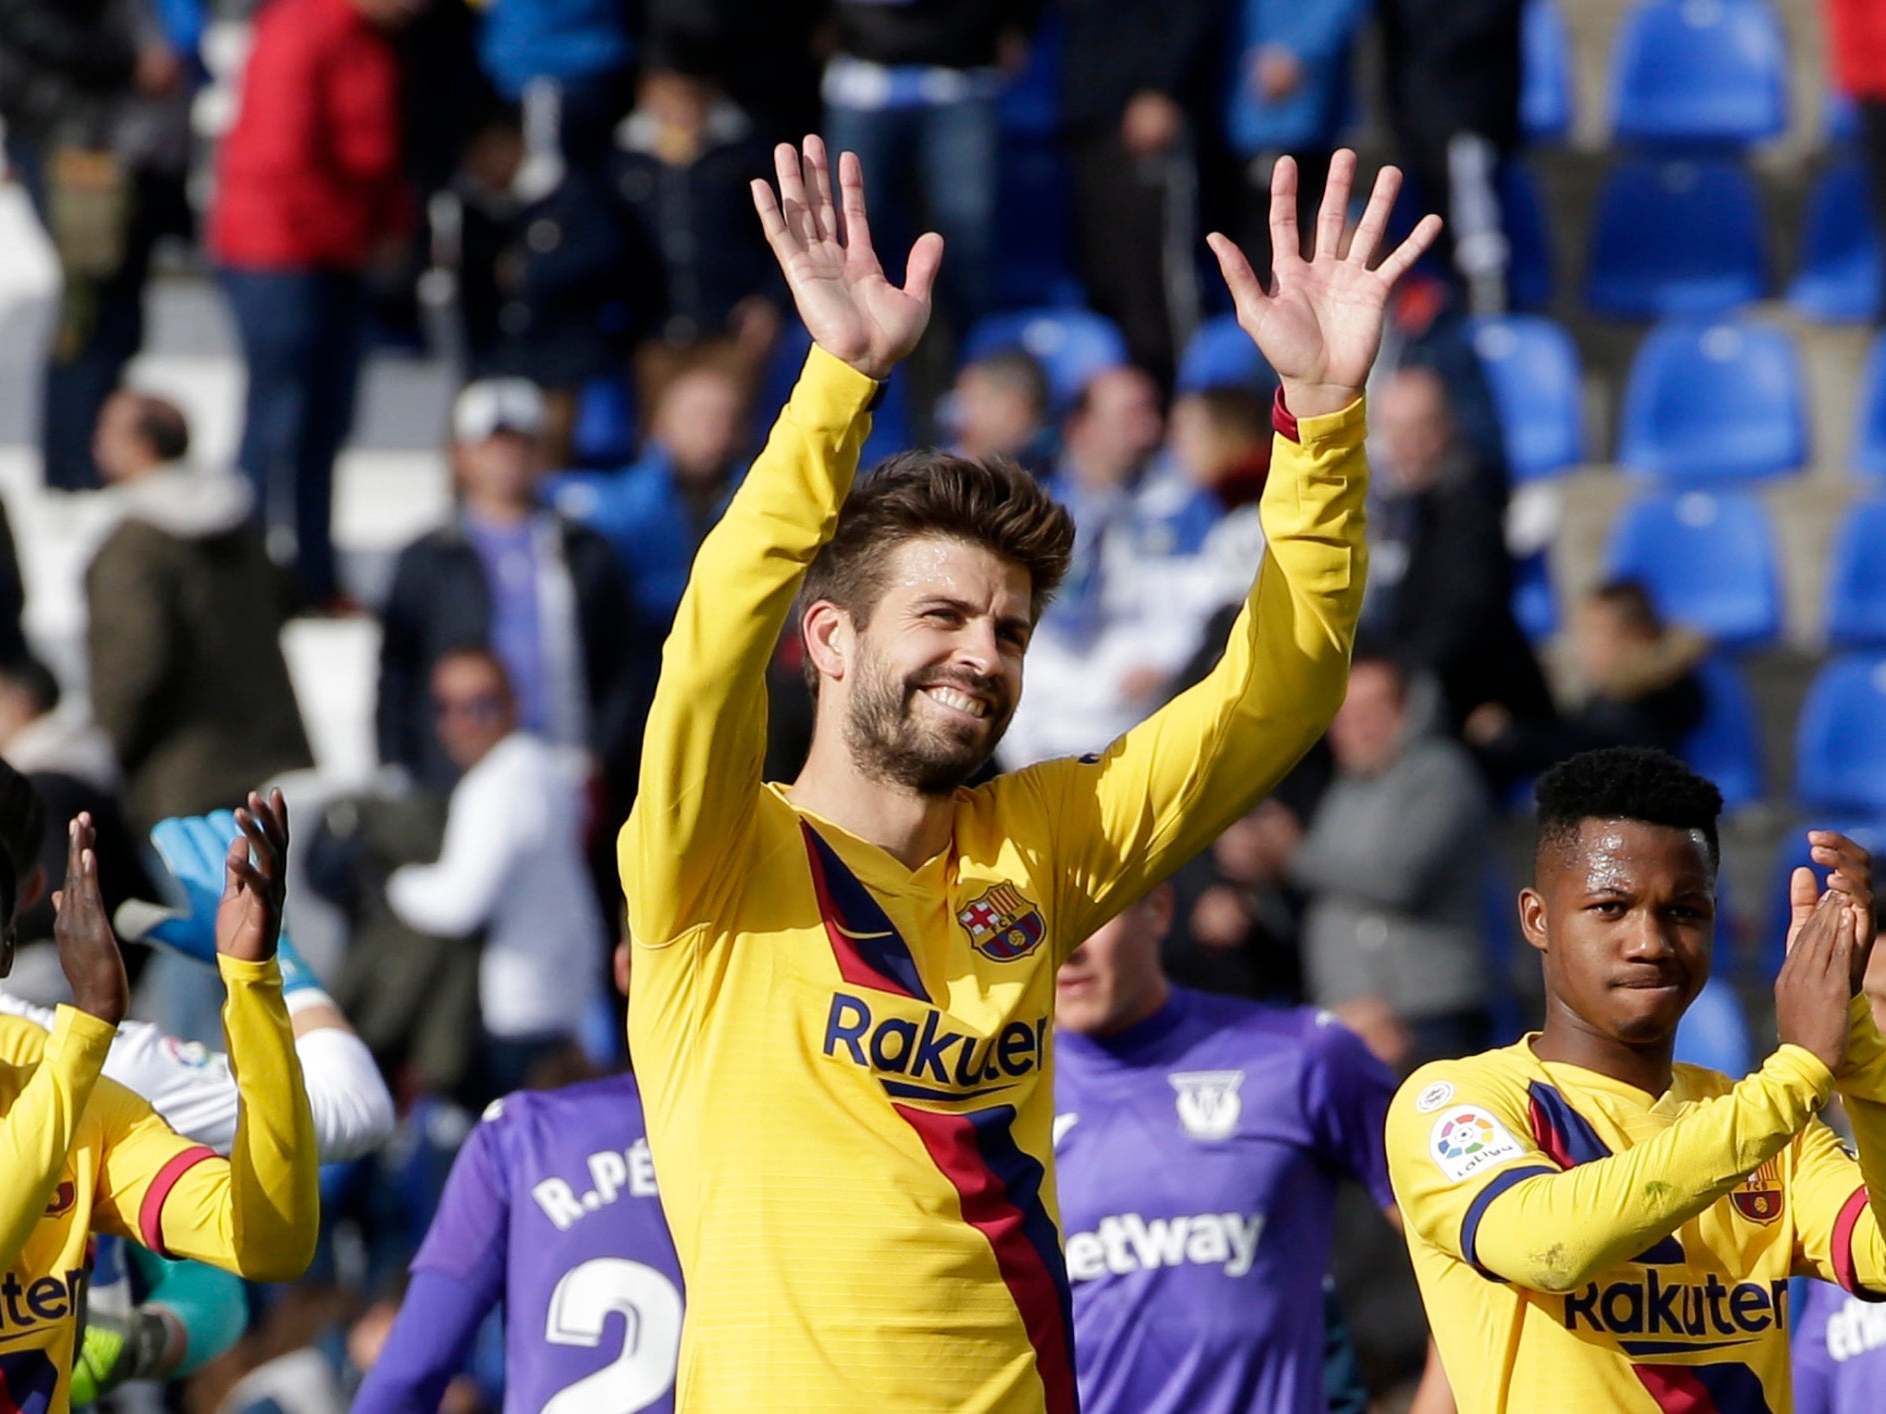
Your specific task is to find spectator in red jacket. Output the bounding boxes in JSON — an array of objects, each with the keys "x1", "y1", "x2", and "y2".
[
  {"x1": 1829, "y1": 0, "x2": 1886, "y2": 319},
  {"x1": 210, "y1": 0, "x2": 418, "y2": 608}
]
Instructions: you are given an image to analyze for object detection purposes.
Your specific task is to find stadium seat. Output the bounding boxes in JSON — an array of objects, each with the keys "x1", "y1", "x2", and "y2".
[
  {"x1": 571, "y1": 375, "x2": 636, "y2": 469},
  {"x1": 1467, "y1": 314, "x2": 1584, "y2": 480},
  {"x1": 1795, "y1": 654, "x2": 1886, "y2": 814},
  {"x1": 1827, "y1": 500, "x2": 1886, "y2": 649},
  {"x1": 1673, "y1": 978, "x2": 1752, "y2": 1077},
  {"x1": 1681, "y1": 656, "x2": 1763, "y2": 809},
  {"x1": 1585, "y1": 159, "x2": 1766, "y2": 319},
  {"x1": 1512, "y1": 550, "x2": 1558, "y2": 641},
  {"x1": 1856, "y1": 333, "x2": 1886, "y2": 480},
  {"x1": 1609, "y1": 0, "x2": 1789, "y2": 148},
  {"x1": 1500, "y1": 161, "x2": 1555, "y2": 313},
  {"x1": 1605, "y1": 491, "x2": 1782, "y2": 648},
  {"x1": 1617, "y1": 318, "x2": 1806, "y2": 482},
  {"x1": 1176, "y1": 314, "x2": 1274, "y2": 394},
  {"x1": 961, "y1": 308, "x2": 1129, "y2": 410},
  {"x1": 1521, "y1": 0, "x2": 1575, "y2": 144},
  {"x1": 1787, "y1": 161, "x2": 1882, "y2": 323}
]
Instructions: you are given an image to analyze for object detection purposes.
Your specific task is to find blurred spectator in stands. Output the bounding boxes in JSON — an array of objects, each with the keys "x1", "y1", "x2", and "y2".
[
  {"x1": 1000, "y1": 367, "x2": 1217, "y2": 765},
  {"x1": 1166, "y1": 797, "x2": 1309, "y2": 1003},
  {"x1": 0, "y1": 656, "x2": 153, "y2": 950},
  {"x1": 1061, "y1": 0, "x2": 1219, "y2": 386},
  {"x1": 610, "y1": 53, "x2": 780, "y2": 376},
  {"x1": 949, "y1": 349, "x2": 1053, "y2": 475},
  {"x1": 1377, "y1": 0, "x2": 1522, "y2": 311},
  {"x1": 822, "y1": 1, "x2": 1038, "y2": 336},
  {"x1": 0, "y1": 0, "x2": 195, "y2": 490},
  {"x1": 211, "y1": 0, "x2": 415, "y2": 609},
  {"x1": 1466, "y1": 580, "x2": 1709, "y2": 785},
  {"x1": 644, "y1": 0, "x2": 824, "y2": 141},
  {"x1": 1285, "y1": 654, "x2": 1493, "y2": 1071},
  {"x1": 0, "y1": 501, "x2": 23, "y2": 668},
  {"x1": 454, "y1": 97, "x2": 652, "y2": 466},
  {"x1": 84, "y1": 391, "x2": 311, "y2": 830},
  {"x1": 474, "y1": 0, "x2": 634, "y2": 164},
  {"x1": 1829, "y1": 0, "x2": 1886, "y2": 318},
  {"x1": 385, "y1": 648, "x2": 605, "y2": 1097},
  {"x1": 1168, "y1": 384, "x2": 1275, "y2": 622},
  {"x1": 378, "y1": 379, "x2": 648, "y2": 798},
  {"x1": 1363, "y1": 365, "x2": 1549, "y2": 730},
  {"x1": 547, "y1": 358, "x2": 750, "y2": 634},
  {"x1": 1219, "y1": 0, "x2": 1367, "y2": 286}
]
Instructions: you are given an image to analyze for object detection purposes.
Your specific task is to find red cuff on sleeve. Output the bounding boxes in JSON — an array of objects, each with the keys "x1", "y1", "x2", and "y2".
[
  {"x1": 1832, "y1": 1184, "x2": 1885, "y2": 1300},
  {"x1": 1271, "y1": 386, "x2": 1300, "y2": 443},
  {"x1": 138, "y1": 1146, "x2": 217, "y2": 1257}
]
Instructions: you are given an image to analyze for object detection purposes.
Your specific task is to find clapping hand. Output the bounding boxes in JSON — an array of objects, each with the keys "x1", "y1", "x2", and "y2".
[
  {"x1": 215, "y1": 790, "x2": 291, "y2": 965},
  {"x1": 1783, "y1": 830, "x2": 1876, "y2": 992},
  {"x1": 52, "y1": 815, "x2": 129, "y2": 1027}
]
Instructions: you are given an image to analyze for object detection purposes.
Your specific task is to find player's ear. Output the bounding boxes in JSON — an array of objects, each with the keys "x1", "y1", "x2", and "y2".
[
  {"x1": 1518, "y1": 887, "x2": 1549, "y2": 956},
  {"x1": 802, "y1": 599, "x2": 853, "y2": 686}
]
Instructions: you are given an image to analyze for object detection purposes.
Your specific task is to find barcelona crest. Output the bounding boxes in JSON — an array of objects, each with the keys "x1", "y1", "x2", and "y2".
[
  {"x1": 1731, "y1": 1158, "x2": 1782, "y2": 1225},
  {"x1": 957, "y1": 883, "x2": 1047, "y2": 963}
]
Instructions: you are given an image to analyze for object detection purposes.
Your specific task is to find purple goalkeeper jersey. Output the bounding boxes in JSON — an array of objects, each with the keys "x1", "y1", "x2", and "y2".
[
  {"x1": 1053, "y1": 987, "x2": 1396, "y2": 1414},
  {"x1": 411, "y1": 1072, "x2": 684, "y2": 1412},
  {"x1": 1793, "y1": 1278, "x2": 1886, "y2": 1413}
]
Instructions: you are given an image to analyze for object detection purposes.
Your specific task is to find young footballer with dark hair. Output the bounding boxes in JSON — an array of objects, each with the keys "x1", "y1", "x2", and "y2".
[
  {"x1": 1389, "y1": 745, "x2": 1886, "y2": 1413},
  {"x1": 622, "y1": 133, "x2": 1440, "y2": 1409}
]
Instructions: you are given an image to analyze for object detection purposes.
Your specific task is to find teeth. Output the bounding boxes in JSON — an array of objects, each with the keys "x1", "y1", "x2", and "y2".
[{"x1": 926, "y1": 687, "x2": 987, "y2": 718}]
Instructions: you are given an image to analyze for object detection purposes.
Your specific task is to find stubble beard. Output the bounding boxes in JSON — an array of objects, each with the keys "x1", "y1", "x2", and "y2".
[{"x1": 844, "y1": 654, "x2": 1011, "y2": 796}]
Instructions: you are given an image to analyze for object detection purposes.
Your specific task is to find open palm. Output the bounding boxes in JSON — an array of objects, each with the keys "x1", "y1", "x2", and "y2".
[
  {"x1": 752, "y1": 137, "x2": 942, "y2": 382},
  {"x1": 1209, "y1": 151, "x2": 1443, "y2": 415},
  {"x1": 216, "y1": 789, "x2": 290, "y2": 964}
]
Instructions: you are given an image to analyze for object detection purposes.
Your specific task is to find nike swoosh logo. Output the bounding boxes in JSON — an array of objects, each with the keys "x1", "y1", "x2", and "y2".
[{"x1": 830, "y1": 923, "x2": 895, "y2": 942}]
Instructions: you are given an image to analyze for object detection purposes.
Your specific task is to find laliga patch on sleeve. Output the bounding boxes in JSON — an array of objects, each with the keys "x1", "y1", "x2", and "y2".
[{"x1": 1429, "y1": 1106, "x2": 1523, "y2": 1183}]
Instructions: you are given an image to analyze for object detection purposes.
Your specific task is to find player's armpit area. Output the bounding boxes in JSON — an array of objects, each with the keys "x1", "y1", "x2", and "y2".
[
  {"x1": 621, "y1": 347, "x2": 877, "y2": 947},
  {"x1": 1019, "y1": 396, "x2": 1368, "y2": 947},
  {"x1": 1448, "y1": 1049, "x2": 1830, "y2": 1293}
]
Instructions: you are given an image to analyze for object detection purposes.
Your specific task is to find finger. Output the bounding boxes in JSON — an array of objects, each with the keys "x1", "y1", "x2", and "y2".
[
  {"x1": 1207, "y1": 232, "x2": 1267, "y2": 323},
  {"x1": 752, "y1": 178, "x2": 794, "y2": 258},
  {"x1": 51, "y1": 890, "x2": 62, "y2": 915},
  {"x1": 1347, "y1": 163, "x2": 1404, "y2": 268},
  {"x1": 804, "y1": 134, "x2": 838, "y2": 248},
  {"x1": 1374, "y1": 212, "x2": 1444, "y2": 287},
  {"x1": 270, "y1": 787, "x2": 291, "y2": 853},
  {"x1": 1313, "y1": 149, "x2": 1356, "y2": 263},
  {"x1": 65, "y1": 817, "x2": 82, "y2": 883},
  {"x1": 235, "y1": 807, "x2": 276, "y2": 880},
  {"x1": 898, "y1": 230, "x2": 944, "y2": 306},
  {"x1": 1789, "y1": 865, "x2": 1819, "y2": 925},
  {"x1": 838, "y1": 150, "x2": 877, "y2": 264},
  {"x1": 227, "y1": 856, "x2": 267, "y2": 896},
  {"x1": 223, "y1": 835, "x2": 248, "y2": 897},
  {"x1": 1268, "y1": 155, "x2": 1301, "y2": 272},
  {"x1": 774, "y1": 140, "x2": 816, "y2": 248}
]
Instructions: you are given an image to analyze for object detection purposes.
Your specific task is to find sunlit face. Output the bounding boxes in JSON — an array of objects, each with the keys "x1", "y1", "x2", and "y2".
[
  {"x1": 1522, "y1": 818, "x2": 1716, "y2": 1047},
  {"x1": 1056, "y1": 888, "x2": 1174, "y2": 1035},
  {"x1": 826, "y1": 536, "x2": 1033, "y2": 796}
]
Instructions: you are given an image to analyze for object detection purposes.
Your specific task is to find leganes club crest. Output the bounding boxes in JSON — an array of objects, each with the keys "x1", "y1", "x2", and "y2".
[
  {"x1": 957, "y1": 884, "x2": 1046, "y2": 962},
  {"x1": 1170, "y1": 1070, "x2": 1245, "y2": 1141}
]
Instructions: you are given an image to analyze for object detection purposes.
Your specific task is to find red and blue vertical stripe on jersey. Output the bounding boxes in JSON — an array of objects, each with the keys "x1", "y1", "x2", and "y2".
[
  {"x1": 895, "y1": 1101, "x2": 1079, "y2": 1414},
  {"x1": 802, "y1": 821, "x2": 931, "y2": 1003},
  {"x1": 0, "y1": 1350, "x2": 57, "y2": 1414}
]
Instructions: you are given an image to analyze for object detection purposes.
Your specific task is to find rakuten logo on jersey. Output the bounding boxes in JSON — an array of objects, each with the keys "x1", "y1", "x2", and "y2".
[
  {"x1": 1063, "y1": 1212, "x2": 1265, "y2": 1283},
  {"x1": 821, "y1": 991, "x2": 1048, "y2": 1099},
  {"x1": 1563, "y1": 1273, "x2": 1790, "y2": 1342}
]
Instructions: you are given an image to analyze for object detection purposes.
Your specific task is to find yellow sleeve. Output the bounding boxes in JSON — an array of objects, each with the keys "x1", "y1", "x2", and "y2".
[
  {"x1": 93, "y1": 956, "x2": 318, "y2": 1282},
  {"x1": 1391, "y1": 1048, "x2": 1833, "y2": 1294},
  {"x1": 619, "y1": 347, "x2": 878, "y2": 947},
  {"x1": 0, "y1": 1015, "x2": 48, "y2": 1066},
  {"x1": 1009, "y1": 398, "x2": 1367, "y2": 949},
  {"x1": 0, "y1": 1006, "x2": 114, "y2": 1270},
  {"x1": 1790, "y1": 1114, "x2": 1886, "y2": 1299},
  {"x1": 1836, "y1": 994, "x2": 1886, "y2": 1098}
]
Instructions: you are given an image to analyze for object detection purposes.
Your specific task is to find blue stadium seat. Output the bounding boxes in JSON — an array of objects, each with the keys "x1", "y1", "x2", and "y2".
[
  {"x1": 1856, "y1": 333, "x2": 1886, "y2": 480},
  {"x1": 962, "y1": 308, "x2": 1129, "y2": 410},
  {"x1": 1467, "y1": 314, "x2": 1584, "y2": 480},
  {"x1": 1673, "y1": 978, "x2": 1752, "y2": 1077},
  {"x1": 1512, "y1": 550, "x2": 1558, "y2": 641},
  {"x1": 1787, "y1": 161, "x2": 1882, "y2": 323},
  {"x1": 1176, "y1": 314, "x2": 1274, "y2": 394},
  {"x1": 1585, "y1": 159, "x2": 1766, "y2": 319},
  {"x1": 1681, "y1": 656, "x2": 1763, "y2": 809},
  {"x1": 1501, "y1": 161, "x2": 1555, "y2": 313},
  {"x1": 1617, "y1": 318, "x2": 1806, "y2": 481},
  {"x1": 1609, "y1": 0, "x2": 1789, "y2": 147},
  {"x1": 1827, "y1": 499, "x2": 1886, "y2": 649},
  {"x1": 571, "y1": 375, "x2": 637, "y2": 469},
  {"x1": 1605, "y1": 490, "x2": 1782, "y2": 647},
  {"x1": 1796, "y1": 654, "x2": 1886, "y2": 814},
  {"x1": 1522, "y1": 0, "x2": 1575, "y2": 144}
]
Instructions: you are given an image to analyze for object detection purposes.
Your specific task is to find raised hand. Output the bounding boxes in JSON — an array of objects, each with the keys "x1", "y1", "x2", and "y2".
[
  {"x1": 1776, "y1": 889, "x2": 1859, "y2": 1074},
  {"x1": 1784, "y1": 830, "x2": 1876, "y2": 991},
  {"x1": 1207, "y1": 150, "x2": 1443, "y2": 418},
  {"x1": 216, "y1": 790, "x2": 290, "y2": 965},
  {"x1": 52, "y1": 814, "x2": 129, "y2": 1026},
  {"x1": 751, "y1": 135, "x2": 942, "y2": 382}
]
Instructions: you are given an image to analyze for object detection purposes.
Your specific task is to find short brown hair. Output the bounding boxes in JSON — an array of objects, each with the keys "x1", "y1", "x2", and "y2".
[{"x1": 799, "y1": 450, "x2": 1075, "y2": 678}]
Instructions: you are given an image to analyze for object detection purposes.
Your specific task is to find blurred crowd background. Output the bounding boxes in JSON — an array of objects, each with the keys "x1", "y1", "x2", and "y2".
[{"x1": 0, "y1": 0, "x2": 1881, "y2": 1407}]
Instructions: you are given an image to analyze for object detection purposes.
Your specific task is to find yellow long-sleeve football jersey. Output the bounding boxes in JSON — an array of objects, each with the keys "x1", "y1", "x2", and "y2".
[
  {"x1": 0, "y1": 957, "x2": 317, "y2": 1414},
  {"x1": 1388, "y1": 1010, "x2": 1886, "y2": 1414},
  {"x1": 622, "y1": 346, "x2": 1369, "y2": 1411}
]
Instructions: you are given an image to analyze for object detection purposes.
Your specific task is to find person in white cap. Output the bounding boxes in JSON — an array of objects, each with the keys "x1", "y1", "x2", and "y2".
[{"x1": 376, "y1": 377, "x2": 650, "y2": 800}]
